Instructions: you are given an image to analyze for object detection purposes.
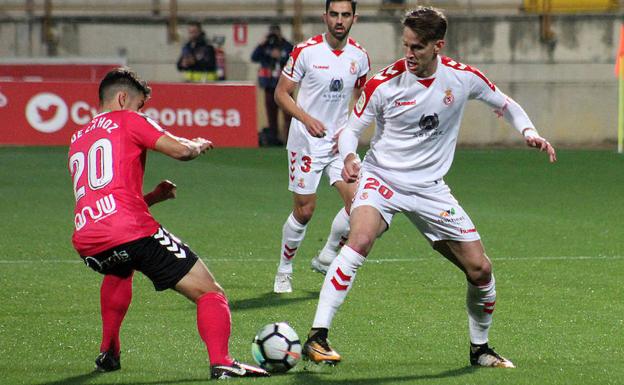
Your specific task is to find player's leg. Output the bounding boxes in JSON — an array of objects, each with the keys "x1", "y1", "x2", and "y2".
[
  {"x1": 433, "y1": 240, "x2": 514, "y2": 368},
  {"x1": 275, "y1": 192, "x2": 316, "y2": 292},
  {"x1": 275, "y1": 150, "x2": 324, "y2": 293},
  {"x1": 95, "y1": 272, "x2": 134, "y2": 372},
  {"x1": 303, "y1": 174, "x2": 396, "y2": 364},
  {"x1": 405, "y1": 181, "x2": 514, "y2": 368},
  {"x1": 173, "y1": 259, "x2": 269, "y2": 378},
  {"x1": 311, "y1": 179, "x2": 357, "y2": 274},
  {"x1": 135, "y1": 228, "x2": 269, "y2": 378}
]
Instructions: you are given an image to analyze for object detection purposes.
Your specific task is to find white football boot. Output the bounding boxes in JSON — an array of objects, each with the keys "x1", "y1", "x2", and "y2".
[{"x1": 273, "y1": 272, "x2": 292, "y2": 293}]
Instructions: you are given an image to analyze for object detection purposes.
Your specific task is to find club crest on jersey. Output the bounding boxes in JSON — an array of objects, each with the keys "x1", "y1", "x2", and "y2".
[
  {"x1": 443, "y1": 89, "x2": 455, "y2": 106},
  {"x1": 359, "y1": 191, "x2": 369, "y2": 200},
  {"x1": 298, "y1": 178, "x2": 306, "y2": 189},
  {"x1": 329, "y1": 78, "x2": 344, "y2": 92},
  {"x1": 350, "y1": 61, "x2": 358, "y2": 75},
  {"x1": 419, "y1": 113, "x2": 439, "y2": 131}
]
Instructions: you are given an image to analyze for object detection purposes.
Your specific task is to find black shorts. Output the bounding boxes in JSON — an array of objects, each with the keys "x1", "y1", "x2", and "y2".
[{"x1": 82, "y1": 226, "x2": 199, "y2": 291}]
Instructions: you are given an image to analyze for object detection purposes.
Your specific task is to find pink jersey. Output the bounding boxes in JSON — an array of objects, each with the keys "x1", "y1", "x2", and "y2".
[{"x1": 68, "y1": 110, "x2": 165, "y2": 256}]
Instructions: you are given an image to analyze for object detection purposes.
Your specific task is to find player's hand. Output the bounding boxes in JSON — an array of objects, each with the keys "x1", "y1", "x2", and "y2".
[
  {"x1": 342, "y1": 153, "x2": 361, "y2": 183},
  {"x1": 192, "y1": 137, "x2": 214, "y2": 154},
  {"x1": 331, "y1": 128, "x2": 343, "y2": 155},
  {"x1": 153, "y1": 180, "x2": 177, "y2": 201},
  {"x1": 303, "y1": 116, "x2": 326, "y2": 138},
  {"x1": 525, "y1": 135, "x2": 557, "y2": 163},
  {"x1": 145, "y1": 180, "x2": 177, "y2": 206}
]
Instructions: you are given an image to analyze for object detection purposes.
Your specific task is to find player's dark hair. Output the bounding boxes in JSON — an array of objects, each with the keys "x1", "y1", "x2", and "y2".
[
  {"x1": 326, "y1": 0, "x2": 357, "y2": 14},
  {"x1": 402, "y1": 6, "x2": 447, "y2": 43},
  {"x1": 98, "y1": 67, "x2": 151, "y2": 104}
]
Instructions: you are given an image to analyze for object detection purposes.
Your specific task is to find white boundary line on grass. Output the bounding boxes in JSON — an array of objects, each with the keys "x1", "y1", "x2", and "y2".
[{"x1": 0, "y1": 255, "x2": 622, "y2": 264}]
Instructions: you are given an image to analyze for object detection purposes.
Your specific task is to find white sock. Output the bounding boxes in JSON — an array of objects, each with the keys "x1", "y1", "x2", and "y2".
[
  {"x1": 317, "y1": 208, "x2": 350, "y2": 265},
  {"x1": 277, "y1": 213, "x2": 307, "y2": 274},
  {"x1": 466, "y1": 274, "x2": 496, "y2": 345},
  {"x1": 312, "y1": 246, "x2": 365, "y2": 329}
]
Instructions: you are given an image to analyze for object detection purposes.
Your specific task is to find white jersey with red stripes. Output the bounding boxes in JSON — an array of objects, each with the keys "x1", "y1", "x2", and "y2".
[
  {"x1": 344, "y1": 55, "x2": 535, "y2": 192},
  {"x1": 283, "y1": 33, "x2": 370, "y2": 156}
]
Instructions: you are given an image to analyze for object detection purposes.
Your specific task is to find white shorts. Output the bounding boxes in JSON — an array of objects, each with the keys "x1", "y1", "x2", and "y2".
[
  {"x1": 351, "y1": 171, "x2": 481, "y2": 243},
  {"x1": 287, "y1": 150, "x2": 343, "y2": 194}
]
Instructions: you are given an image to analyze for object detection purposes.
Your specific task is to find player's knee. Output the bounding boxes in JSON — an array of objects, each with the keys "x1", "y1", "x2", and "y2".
[
  {"x1": 466, "y1": 258, "x2": 492, "y2": 285},
  {"x1": 347, "y1": 232, "x2": 375, "y2": 256},
  {"x1": 293, "y1": 204, "x2": 315, "y2": 224}
]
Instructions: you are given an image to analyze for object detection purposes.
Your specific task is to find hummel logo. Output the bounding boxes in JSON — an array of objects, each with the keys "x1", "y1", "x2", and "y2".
[{"x1": 394, "y1": 100, "x2": 416, "y2": 107}]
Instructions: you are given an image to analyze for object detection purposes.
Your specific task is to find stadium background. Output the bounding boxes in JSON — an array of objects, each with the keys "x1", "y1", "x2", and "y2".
[{"x1": 1, "y1": 0, "x2": 622, "y2": 146}]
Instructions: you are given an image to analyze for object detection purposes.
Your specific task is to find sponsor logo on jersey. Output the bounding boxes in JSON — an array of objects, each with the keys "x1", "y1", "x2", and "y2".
[
  {"x1": 329, "y1": 78, "x2": 344, "y2": 92},
  {"x1": 461, "y1": 228, "x2": 477, "y2": 234},
  {"x1": 313, "y1": 64, "x2": 330, "y2": 70},
  {"x1": 436, "y1": 208, "x2": 467, "y2": 225},
  {"x1": 439, "y1": 208, "x2": 456, "y2": 218},
  {"x1": 419, "y1": 113, "x2": 439, "y2": 131},
  {"x1": 395, "y1": 99, "x2": 417, "y2": 107},
  {"x1": 75, "y1": 193, "x2": 117, "y2": 231},
  {"x1": 443, "y1": 89, "x2": 455, "y2": 106}
]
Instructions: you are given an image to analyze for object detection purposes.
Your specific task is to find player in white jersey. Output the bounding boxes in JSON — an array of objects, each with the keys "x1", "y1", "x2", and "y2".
[
  {"x1": 302, "y1": 7, "x2": 556, "y2": 367},
  {"x1": 273, "y1": 0, "x2": 370, "y2": 293}
]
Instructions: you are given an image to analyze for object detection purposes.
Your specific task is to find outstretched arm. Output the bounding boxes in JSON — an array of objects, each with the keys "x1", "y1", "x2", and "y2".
[
  {"x1": 497, "y1": 97, "x2": 557, "y2": 163},
  {"x1": 154, "y1": 133, "x2": 213, "y2": 161},
  {"x1": 144, "y1": 180, "x2": 177, "y2": 207},
  {"x1": 521, "y1": 127, "x2": 557, "y2": 163}
]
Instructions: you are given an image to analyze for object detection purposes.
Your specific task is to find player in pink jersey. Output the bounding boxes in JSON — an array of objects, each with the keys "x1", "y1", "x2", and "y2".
[
  {"x1": 68, "y1": 67, "x2": 268, "y2": 379},
  {"x1": 273, "y1": 0, "x2": 370, "y2": 293},
  {"x1": 303, "y1": 7, "x2": 556, "y2": 367}
]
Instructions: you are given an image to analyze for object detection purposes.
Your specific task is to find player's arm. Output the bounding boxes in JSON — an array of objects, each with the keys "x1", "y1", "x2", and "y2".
[
  {"x1": 501, "y1": 100, "x2": 556, "y2": 163},
  {"x1": 339, "y1": 89, "x2": 377, "y2": 183},
  {"x1": 144, "y1": 180, "x2": 177, "y2": 207},
  {"x1": 153, "y1": 132, "x2": 213, "y2": 161},
  {"x1": 274, "y1": 74, "x2": 326, "y2": 138},
  {"x1": 470, "y1": 72, "x2": 556, "y2": 163}
]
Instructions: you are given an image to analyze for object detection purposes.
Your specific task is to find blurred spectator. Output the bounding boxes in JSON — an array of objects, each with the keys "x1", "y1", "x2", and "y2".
[
  {"x1": 177, "y1": 22, "x2": 218, "y2": 82},
  {"x1": 251, "y1": 25, "x2": 293, "y2": 146},
  {"x1": 213, "y1": 35, "x2": 227, "y2": 81}
]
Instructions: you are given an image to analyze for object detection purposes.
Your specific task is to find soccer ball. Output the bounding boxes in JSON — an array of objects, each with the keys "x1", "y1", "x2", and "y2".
[{"x1": 251, "y1": 322, "x2": 302, "y2": 373}]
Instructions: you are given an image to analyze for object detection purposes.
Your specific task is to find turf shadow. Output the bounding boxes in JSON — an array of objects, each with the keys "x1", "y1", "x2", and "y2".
[
  {"x1": 40, "y1": 373, "x2": 211, "y2": 385},
  {"x1": 36, "y1": 371, "x2": 103, "y2": 385},
  {"x1": 291, "y1": 365, "x2": 477, "y2": 384},
  {"x1": 229, "y1": 290, "x2": 319, "y2": 312}
]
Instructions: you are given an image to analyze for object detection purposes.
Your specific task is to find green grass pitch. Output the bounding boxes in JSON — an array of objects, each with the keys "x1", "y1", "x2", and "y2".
[{"x1": 0, "y1": 146, "x2": 622, "y2": 385}]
